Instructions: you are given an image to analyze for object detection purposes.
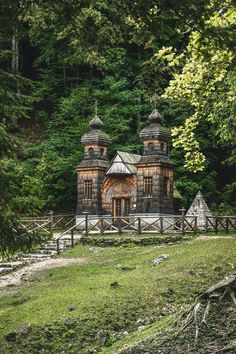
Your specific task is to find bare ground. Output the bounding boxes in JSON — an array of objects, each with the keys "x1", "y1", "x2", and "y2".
[
  {"x1": 0, "y1": 258, "x2": 89, "y2": 288},
  {"x1": 0, "y1": 236, "x2": 233, "y2": 289}
]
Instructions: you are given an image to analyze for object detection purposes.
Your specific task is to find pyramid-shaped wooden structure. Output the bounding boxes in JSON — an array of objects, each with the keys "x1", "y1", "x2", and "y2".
[{"x1": 186, "y1": 191, "x2": 212, "y2": 229}]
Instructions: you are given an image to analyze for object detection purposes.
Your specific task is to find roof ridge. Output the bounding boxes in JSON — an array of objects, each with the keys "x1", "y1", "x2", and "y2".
[
  {"x1": 117, "y1": 152, "x2": 134, "y2": 174},
  {"x1": 117, "y1": 151, "x2": 141, "y2": 158}
]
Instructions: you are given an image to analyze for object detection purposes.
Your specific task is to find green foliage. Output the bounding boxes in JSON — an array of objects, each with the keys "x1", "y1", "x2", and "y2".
[
  {"x1": 162, "y1": 3, "x2": 236, "y2": 172},
  {"x1": 0, "y1": 0, "x2": 235, "y2": 229}
]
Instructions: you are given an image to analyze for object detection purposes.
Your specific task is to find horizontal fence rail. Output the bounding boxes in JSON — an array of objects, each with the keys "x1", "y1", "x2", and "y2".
[
  {"x1": 82, "y1": 215, "x2": 198, "y2": 236},
  {"x1": 206, "y1": 216, "x2": 236, "y2": 233},
  {"x1": 81, "y1": 215, "x2": 236, "y2": 236},
  {"x1": 20, "y1": 214, "x2": 236, "y2": 253},
  {"x1": 20, "y1": 214, "x2": 76, "y2": 232}
]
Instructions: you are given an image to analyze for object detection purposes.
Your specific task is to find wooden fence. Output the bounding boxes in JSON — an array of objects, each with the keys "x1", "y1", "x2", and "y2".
[
  {"x1": 20, "y1": 214, "x2": 236, "y2": 254},
  {"x1": 20, "y1": 214, "x2": 236, "y2": 236},
  {"x1": 81, "y1": 215, "x2": 236, "y2": 235},
  {"x1": 82, "y1": 214, "x2": 197, "y2": 236},
  {"x1": 20, "y1": 214, "x2": 75, "y2": 232},
  {"x1": 206, "y1": 216, "x2": 236, "y2": 233}
]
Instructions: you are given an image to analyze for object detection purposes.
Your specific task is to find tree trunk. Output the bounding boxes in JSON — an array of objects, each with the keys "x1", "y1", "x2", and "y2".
[{"x1": 11, "y1": 32, "x2": 19, "y2": 72}]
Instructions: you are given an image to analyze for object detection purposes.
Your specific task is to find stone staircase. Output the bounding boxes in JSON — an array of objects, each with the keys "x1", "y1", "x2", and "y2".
[{"x1": 0, "y1": 233, "x2": 81, "y2": 276}]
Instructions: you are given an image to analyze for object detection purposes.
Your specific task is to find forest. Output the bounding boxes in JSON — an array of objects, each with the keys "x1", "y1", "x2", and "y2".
[{"x1": 1, "y1": 1, "x2": 236, "y2": 229}]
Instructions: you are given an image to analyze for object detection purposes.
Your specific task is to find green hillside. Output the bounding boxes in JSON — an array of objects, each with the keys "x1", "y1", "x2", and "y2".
[{"x1": 1, "y1": 237, "x2": 236, "y2": 353}]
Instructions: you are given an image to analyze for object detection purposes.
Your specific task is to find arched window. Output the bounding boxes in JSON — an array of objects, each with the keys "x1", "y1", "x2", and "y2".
[
  {"x1": 88, "y1": 147, "x2": 94, "y2": 157},
  {"x1": 144, "y1": 177, "x2": 153, "y2": 196},
  {"x1": 163, "y1": 176, "x2": 170, "y2": 196},
  {"x1": 148, "y1": 142, "x2": 154, "y2": 151},
  {"x1": 84, "y1": 180, "x2": 92, "y2": 199},
  {"x1": 100, "y1": 147, "x2": 104, "y2": 156},
  {"x1": 160, "y1": 142, "x2": 165, "y2": 151}
]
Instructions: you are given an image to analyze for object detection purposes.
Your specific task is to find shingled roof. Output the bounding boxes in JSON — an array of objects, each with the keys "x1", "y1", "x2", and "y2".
[
  {"x1": 139, "y1": 108, "x2": 170, "y2": 140},
  {"x1": 106, "y1": 151, "x2": 141, "y2": 175},
  {"x1": 81, "y1": 114, "x2": 111, "y2": 145}
]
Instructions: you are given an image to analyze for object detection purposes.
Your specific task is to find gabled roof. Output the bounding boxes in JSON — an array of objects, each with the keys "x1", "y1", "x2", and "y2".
[{"x1": 106, "y1": 151, "x2": 141, "y2": 175}]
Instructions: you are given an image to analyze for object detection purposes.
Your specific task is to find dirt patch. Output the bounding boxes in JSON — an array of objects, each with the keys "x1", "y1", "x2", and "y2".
[
  {"x1": 195, "y1": 235, "x2": 236, "y2": 241},
  {"x1": 0, "y1": 258, "x2": 89, "y2": 288}
]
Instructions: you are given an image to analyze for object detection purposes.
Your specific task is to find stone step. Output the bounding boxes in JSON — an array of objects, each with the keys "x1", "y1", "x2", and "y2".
[
  {"x1": 40, "y1": 243, "x2": 57, "y2": 250},
  {"x1": 0, "y1": 261, "x2": 25, "y2": 274},
  {"x1": 45, "y1": 240, "x2": 72, "y2": 246},
  {"x1": 22, "y1": 258, "x2": 51, "y2": 264},
  {"x1": 33, "y1": 247, "x2": 57, "y2": 252},
  {"x1": 0, "y1": 263, "x2": 14, "y2": 268},
  {"x1": 21, "y1": 253, "x2": 52, "y2": 259},
  {"x1": 39, "y1": 249, "x2": 58, "y2": 253},
  {"x1": 0, "y1": 267, "x2": 13, "y2": 274},
  {"x1": 0, "y1": 230, "x2": 81, "y2": 277},
  {"x1": 21, "y1": 257, "x2": 44, "y2": 263},
  {"x1": 44, "y1": 242, "x2": 71, "y2": 247}
]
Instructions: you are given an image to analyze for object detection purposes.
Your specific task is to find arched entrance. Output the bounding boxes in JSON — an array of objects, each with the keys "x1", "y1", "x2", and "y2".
[
  {"x1": 101, "y1": 176, "x2": 137, "y2": 216},
  {"x1": 111, "y1": 183, "x2": 132, "y2": 217}
]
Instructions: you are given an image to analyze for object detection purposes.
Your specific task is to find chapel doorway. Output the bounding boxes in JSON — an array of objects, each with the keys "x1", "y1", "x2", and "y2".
[{"x1": 113, "y1": 198, "x2": 131, "y2": 217}]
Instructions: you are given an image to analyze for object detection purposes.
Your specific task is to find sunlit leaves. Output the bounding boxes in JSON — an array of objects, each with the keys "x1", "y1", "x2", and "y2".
[{"x1": 162, "y1": 3, "x2": 236, "y2": 171}]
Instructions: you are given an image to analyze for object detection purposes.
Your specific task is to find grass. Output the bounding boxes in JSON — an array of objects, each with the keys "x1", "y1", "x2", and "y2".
[
  {"x1": 99, "y1": 312, "x2": 176, "y2": 354},
  {"x1": 0, "y1": 237, "x2": 236, "y2": 353},
  {"x1": 80, "y1": 231, "x2": 236, "y2": 238}
]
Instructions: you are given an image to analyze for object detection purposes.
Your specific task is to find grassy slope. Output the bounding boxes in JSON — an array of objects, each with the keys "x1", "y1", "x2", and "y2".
[
  {"x1": 0, "y1": 238, "x2": 236, "y2": 353},
  {"x1": 115, "y1": 300, "x2": 236, "y2": 354}
]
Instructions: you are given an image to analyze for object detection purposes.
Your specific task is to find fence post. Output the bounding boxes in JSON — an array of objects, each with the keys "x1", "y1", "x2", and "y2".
[
  {"x1": 215, "y1": 217, "x2": 218, "y2": 234},
  {"x1": 118, "y1": 217, "x2": 122, "y2": 235},
  {"x1": 138, "y1": 217, "x2": 142, "y2": 234},
  {"x1": 100, "y1": 217, "x2": 104, "y2": 235},
  {"x1": 83, "y1": 212, "x2": 88, "y2": 236},
  {"x1": 226, "y1": 218, "x2": 229, "y2": 234},
  {"x1": 56, "y1": 238, "x2": 60, "y2": 254},
  {"x1": 179, "y1": 208, "x2": 186, "y2": 235},
  {"x1": 30, "y1": 231, "x2": 34, "y2": 250},
  {"x1": 205, "y1": 216, "x2": 208, "y2": 234},
  {"x1": 49, "y1": 210, "x2": 54, "y2": 231},
  {"x1": 160, "y1": 217, "x2": 163, "y2": 234},
  {"x1": 71, "y1": 229, "x2": 74, "y2": 248}
]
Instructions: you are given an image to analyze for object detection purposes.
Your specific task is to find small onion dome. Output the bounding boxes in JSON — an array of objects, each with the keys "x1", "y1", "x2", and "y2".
[
  {"x1": 148, "y1": 108, "x2": 163, "y2": 124},
  {"x1": 89, "y1": 115, "x2": 104, "y2": 129},
  {"x1": 81, "y1": 115, "x2": 111, "y2": 145},
  {"x1": 139, "y1": 108, "x2": 170, "y2": 140}
]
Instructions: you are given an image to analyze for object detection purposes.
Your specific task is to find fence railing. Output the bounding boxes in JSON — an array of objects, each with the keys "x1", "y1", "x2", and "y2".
[
  {"x1": 21, "y1": 214, "x2": 236, "y2": 236},
  {"x1": 81, "y1": 214, "x2": 198, "y2": 236},
  {"x1": 20, "y1": 214, "x2": 76, "y2": 232},
  {"x1": 55, "y1": 219, "x2": 84, "y2": 254},
  {"x1": 19, "y1": 218, "x2": 52, "y2": 233},
  {"x1": 21, "y1": 214, "x2": 236, "y2": 254},
  {"x1": 206, "y1": 216, "x2": 236, "y2": 233}
]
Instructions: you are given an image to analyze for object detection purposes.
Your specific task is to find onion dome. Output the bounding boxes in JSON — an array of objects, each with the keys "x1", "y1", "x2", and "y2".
[
  {"x1": 81, "y1": 115, "x2": 111, "y2": 145},
  {"x1": 148, "y1": 108, "x2": 163, "y2": 124},
  {"x1": 89, "y1": 115, "x2": 104, "y2": 129},
  {"x1": 139, "y1": 108, "x2": 170, "y2": 140}
]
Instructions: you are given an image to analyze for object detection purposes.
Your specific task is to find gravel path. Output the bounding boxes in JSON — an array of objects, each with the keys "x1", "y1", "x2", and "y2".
[{"x1": 0, "y1": 258, "x2": 88, "y2": 288}]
